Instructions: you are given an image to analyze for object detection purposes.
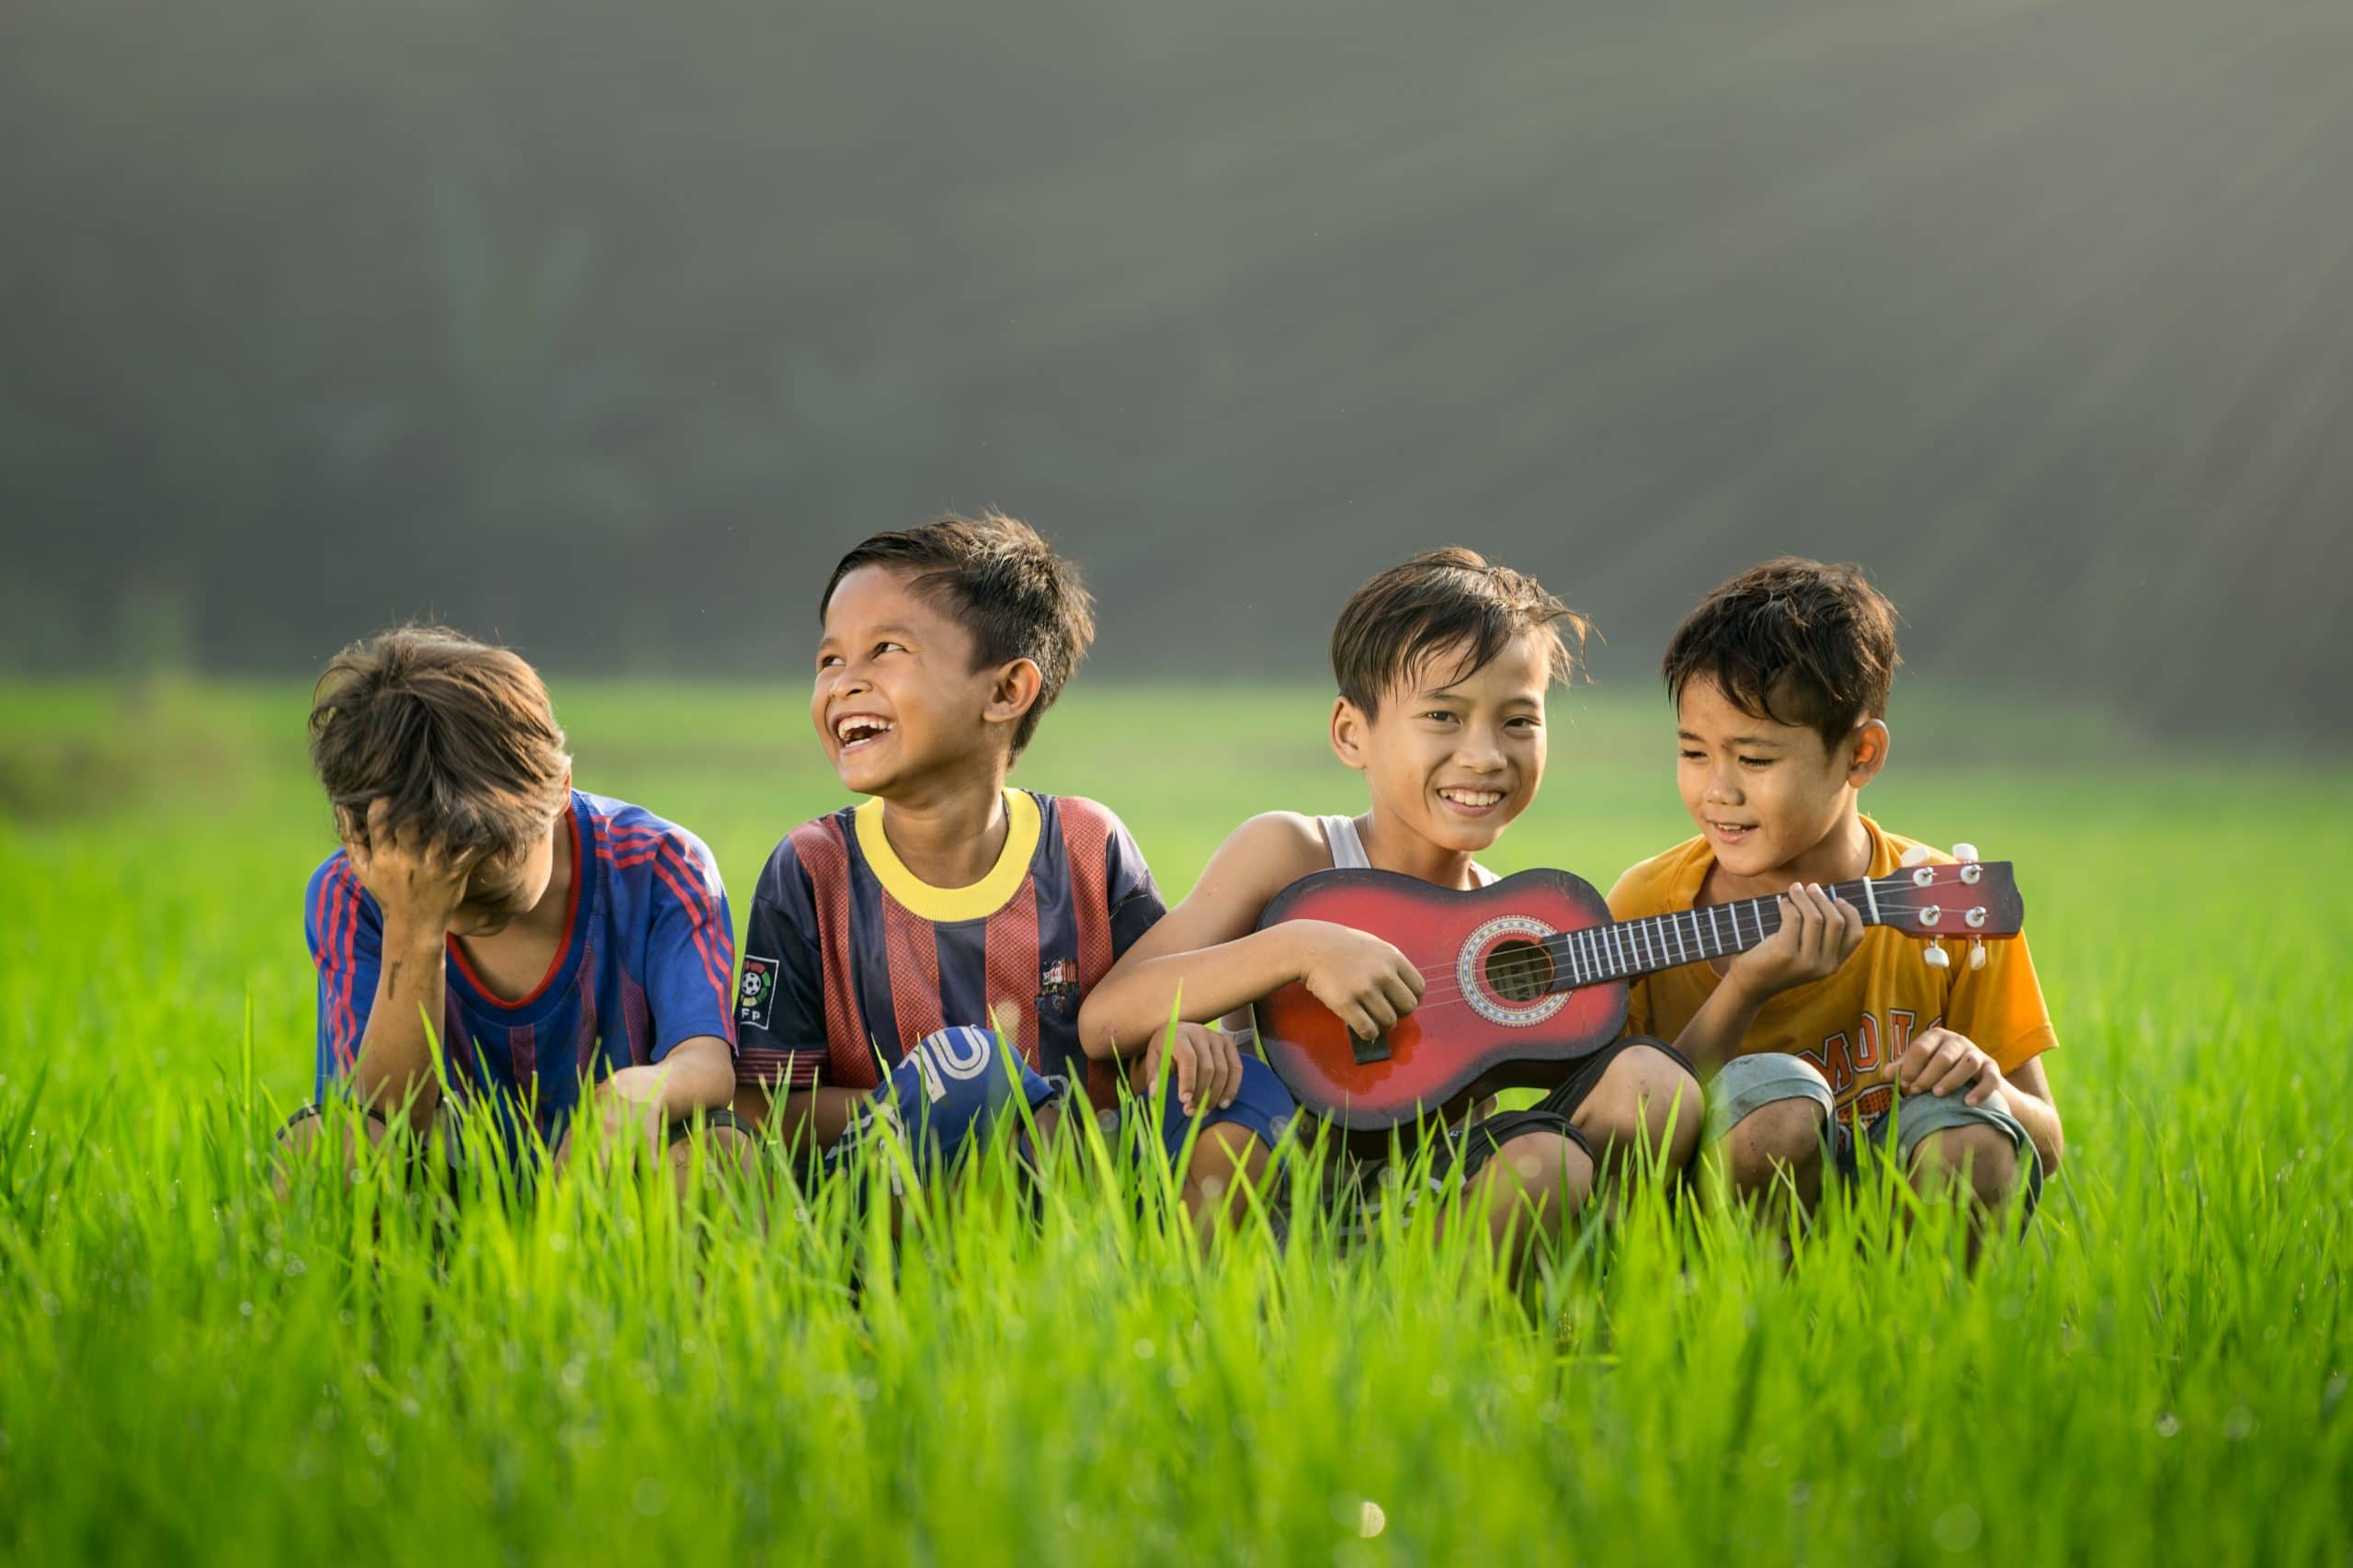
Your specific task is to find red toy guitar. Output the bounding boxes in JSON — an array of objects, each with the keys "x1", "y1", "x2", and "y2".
[{"x1": 1250, "y1": 849, "x2": 2024, "y2": 1129}]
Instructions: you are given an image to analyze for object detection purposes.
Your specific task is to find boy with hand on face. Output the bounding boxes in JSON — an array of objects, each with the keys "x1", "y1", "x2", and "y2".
[
  {"x1": 1080, "y1": 550, "x2": 1704, "y2": 1274},
  {"x1": 1612, "y1": 558, "x2": 2064, "y2": 1220},
  {"x1": 732, "y1": 512, "x2": 1292, "y2": 1230},
  {"x1": 285, "y1": 627, "x2": 745, "y2": 1187}
]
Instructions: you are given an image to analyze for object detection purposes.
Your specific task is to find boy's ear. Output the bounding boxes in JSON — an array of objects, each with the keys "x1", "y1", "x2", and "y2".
[
  {"x1": 982, "y1": 658, "x2": 1045, "y2": 733},
  {"x1": 1329, "y1": 696, "x2": 1371, "y2": 773},
  {"x1": 1846, "y1": 719, "x2": 1890, "y2": 788}
]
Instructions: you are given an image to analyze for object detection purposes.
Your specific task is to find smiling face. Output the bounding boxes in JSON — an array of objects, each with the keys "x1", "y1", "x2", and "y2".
[
  {"x1": 1675, "y1": 674, "x2": 1886, "y2": 887},
  {"x1": 1334, "y1": 631, "x2": 1552, "y2": 861},
  {"x1": 812, "y1": 565, "x2": 1033, "y2": 799}
]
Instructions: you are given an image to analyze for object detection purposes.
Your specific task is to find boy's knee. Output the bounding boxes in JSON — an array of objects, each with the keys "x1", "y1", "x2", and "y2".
[
  {"x1": 1910, "y1": 1122, "x2": 2021, "y2": 1207},
  {"x1": 1584, "y1": 1046, "x2": 1704, "y2": 1159},
  {"x1": 1185, "y1": 1121, "x2": 1270, "y2": 1200},
  {"x1": 1490, "y1": 1130, "x2": 1594, "y2": 1215},
  {"x1": 1724, "y1": 1096, "x2": 1825, "y2": 1176}
]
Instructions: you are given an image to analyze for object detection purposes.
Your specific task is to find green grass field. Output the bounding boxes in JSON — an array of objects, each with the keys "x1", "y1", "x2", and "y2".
[{"x1": 2, "y1": 680, "x2": 2347, "y2": 1564}]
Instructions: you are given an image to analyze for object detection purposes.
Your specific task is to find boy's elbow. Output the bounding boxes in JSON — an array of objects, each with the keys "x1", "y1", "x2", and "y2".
[{"x1": 1074, "y1": 997, "x2": 1128, "y2": 1062}]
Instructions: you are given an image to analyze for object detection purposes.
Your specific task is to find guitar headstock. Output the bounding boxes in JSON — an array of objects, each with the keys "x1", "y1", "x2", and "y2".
[{"x1": 1878, "y1": 844, "x2": 2024, "y2": 953}]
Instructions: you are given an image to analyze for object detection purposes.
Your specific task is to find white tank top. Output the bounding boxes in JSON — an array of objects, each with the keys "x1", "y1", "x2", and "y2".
[{"x1": 1220, "y1": 815, "x2": 1495, "y2": 1044}]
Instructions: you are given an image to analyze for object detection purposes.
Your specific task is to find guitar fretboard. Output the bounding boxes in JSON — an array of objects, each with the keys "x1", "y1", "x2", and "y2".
[{"x1": 1541, "y1": 873, "x2": 1902, "y2": 989}]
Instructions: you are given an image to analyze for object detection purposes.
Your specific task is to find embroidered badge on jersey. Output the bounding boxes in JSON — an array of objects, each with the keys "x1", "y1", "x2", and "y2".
[
  {"x1": 1038, "y1": 956, "x2": 1079, "y2": 1013},
  {"x1": 737, "y1": 955, "x2": 779, "y2": 1029}
]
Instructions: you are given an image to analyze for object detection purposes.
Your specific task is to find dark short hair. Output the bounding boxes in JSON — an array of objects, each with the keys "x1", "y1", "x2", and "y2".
[
  {"x1": 819, "y1": 510, "x2": 1096, "y2": 756},
  {"x1": 1662, "y1": 557, "x2": 1902, "y2": 747},
  {"x1": 308, "y1": 626, "x2": 571, "y2": 895},
  {"x1": 1331, "y1": 548, "x2": 1587, "y2": 714}
]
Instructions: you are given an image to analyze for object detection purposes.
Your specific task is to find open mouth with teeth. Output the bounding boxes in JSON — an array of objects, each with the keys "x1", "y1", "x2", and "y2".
[
  {"x1": 833, "y1": 713, "x2": 897, "y2": 752},
  {"x1": 1437, "y1": 786, "x2": 1508, "y2": 813},
  {"x1": 1707, "y1": 820, "x2": 1756, "y2": 841}
]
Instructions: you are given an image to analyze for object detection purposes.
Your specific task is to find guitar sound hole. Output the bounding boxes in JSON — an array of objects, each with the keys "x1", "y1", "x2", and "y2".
[{"x1": 1483, "y1": 938, "x2": 1555, "y2": 1004}]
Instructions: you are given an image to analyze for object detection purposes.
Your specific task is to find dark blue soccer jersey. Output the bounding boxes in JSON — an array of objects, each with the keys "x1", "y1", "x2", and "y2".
[
  {"x1": 305, "y1": 790, "x2": 737, "y2": 1146},
  {"x1": 733, "y1": 790, "x2": 1163, "y2": 1108}
]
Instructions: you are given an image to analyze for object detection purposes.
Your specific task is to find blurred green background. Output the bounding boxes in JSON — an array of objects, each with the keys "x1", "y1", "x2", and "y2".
[{"x1": 6, "y1": 0, "x2": 2351, "y2": 736}]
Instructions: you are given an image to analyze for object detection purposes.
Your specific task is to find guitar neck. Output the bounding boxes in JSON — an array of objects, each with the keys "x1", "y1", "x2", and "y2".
[{"x1": 1545, "y1": 873, "x2": 1906, "y2": 990}]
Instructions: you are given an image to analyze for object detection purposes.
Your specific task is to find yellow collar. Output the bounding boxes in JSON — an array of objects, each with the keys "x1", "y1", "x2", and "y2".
[{"x1": 852, "y1": 789, "x2": 1040, "y2": 924}]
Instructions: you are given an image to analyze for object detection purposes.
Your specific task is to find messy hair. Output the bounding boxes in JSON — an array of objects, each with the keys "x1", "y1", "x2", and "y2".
[
  {"x1": 1662, "y1": 557, "x2": 1902, "y2": 747},
  {"x1": 1330, "y1": 548, "x2": 1587, "y2": 714},
  {"x1": 819, "y1": 509, "x2": 1097, "y2": 756},
  {"x1": 308, "y1": 626, "x2": 571, "y2": 892}
]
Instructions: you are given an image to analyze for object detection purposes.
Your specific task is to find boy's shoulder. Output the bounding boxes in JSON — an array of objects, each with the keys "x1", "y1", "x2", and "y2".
[
  {"x1": 1606, "y1": 834, "x2": 1714, "y2": 917},
  {"x1": 573, "y1": 789, "x2": 725, "y2": 896}
]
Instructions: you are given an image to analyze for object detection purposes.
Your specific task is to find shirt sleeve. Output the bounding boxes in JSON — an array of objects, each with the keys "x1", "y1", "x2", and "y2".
[
  {"x1": 1946, "y1": 931, "x2": 2057, "y2": 1074},
  {"x1": 1101, "y1": 808, "x2": 1167, "y2": 960},
  {"x1": 733, "y1": 841, "x2": 832, "y2": 1092},
  {"x1": 641, "y1": 831, "x2": 739, "y2": 1062},
  {"x1": 304, "y1": 855, "x2": 383, "y2": 1104}
]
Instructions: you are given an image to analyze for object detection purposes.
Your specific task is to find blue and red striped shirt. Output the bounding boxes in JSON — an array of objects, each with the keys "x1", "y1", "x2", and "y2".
[
  {"x1": 304, "y1": 790, "x2": 737, "y2": 1145},
  {"x1": 733, "y1": 790, "x2": 1162, "y2": 1108}
]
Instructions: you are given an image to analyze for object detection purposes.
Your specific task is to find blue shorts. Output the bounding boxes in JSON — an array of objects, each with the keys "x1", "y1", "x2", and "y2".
[
  {"x1": 1126, "y1": 1052, "x2": 1294, "y2": 1165},
  {"x1": 1706, "y1": 1051, "x2": 2040, "y2": 1209}
]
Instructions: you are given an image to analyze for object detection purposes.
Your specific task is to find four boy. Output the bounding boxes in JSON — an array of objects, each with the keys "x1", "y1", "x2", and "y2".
[{"x1": 290, "y1": 527, "x2": 2062, "y2": 1251}]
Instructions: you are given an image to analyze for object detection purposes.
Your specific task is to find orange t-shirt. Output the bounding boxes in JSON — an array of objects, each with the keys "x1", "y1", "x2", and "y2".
[{"x1": 1606, "y1": 816, "x2": 2057, "y2": 1125}]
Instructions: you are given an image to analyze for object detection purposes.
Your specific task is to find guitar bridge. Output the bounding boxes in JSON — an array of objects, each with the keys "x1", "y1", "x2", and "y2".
[{"x1": 1351, "y1": 1030, "x2": 1392, "y2": 1065}]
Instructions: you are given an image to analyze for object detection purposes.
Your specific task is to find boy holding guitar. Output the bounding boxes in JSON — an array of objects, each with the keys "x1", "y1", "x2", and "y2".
[
  {"x1": 1610, "y1": 558, "x2": 2064, "y2": 1219},
  {"x1": 1080, "y1": 550, "x2": 1703, "y2": 1271}
]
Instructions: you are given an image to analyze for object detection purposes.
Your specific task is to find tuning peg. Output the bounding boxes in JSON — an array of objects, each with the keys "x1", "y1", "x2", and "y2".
[
  {"x1": 1969, "y1": 938, "x2": 1987, "y2": 971},
  {"x1": 1951, "y1": 842, "x2": 1979, "y2": 862},
  {"x1": 1923, "y1": 937, "x2": 1949, "y2": 970},
  {"x1": 1901, "y1": 845, "x2": 1935, "y2": 869}
]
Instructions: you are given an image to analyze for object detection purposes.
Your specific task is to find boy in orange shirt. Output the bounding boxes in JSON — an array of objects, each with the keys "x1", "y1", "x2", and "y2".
[{"x1": 1608, "y1": 558, "x2": 2063, "y2": 1217}]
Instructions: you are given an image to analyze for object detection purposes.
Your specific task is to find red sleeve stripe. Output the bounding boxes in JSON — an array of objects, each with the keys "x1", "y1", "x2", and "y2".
[
  {"x1": 323, "y1": 860, "x2": 366, "y2": 1058},
  {"x1": 596, "y1": 827, "x2": 733, "y2": 1009},
  {"x1": 647, "y1": 841, "x2": 733, "y2": 1013}
]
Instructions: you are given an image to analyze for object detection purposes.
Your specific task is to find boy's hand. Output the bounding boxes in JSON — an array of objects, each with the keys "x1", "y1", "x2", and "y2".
[
  {"x1": 1144, "y1": 1021, "x2": 1244, "y2": 1115},
  {"x1": 552, "y1": 1072, "x2": 671, "y2": 1176},
  {"x1": 1881, "y1": 1026, "x2": 2005, "y2": 1106},
  {"x1": 1295, "y1": 921, "x2": 1426, "y2": 1042},
  {"x1": 1721, "y1": 882, "x2": 1863, "y2": 1005},
  {"x1": 346, "y1": 800, "x2": 478, "y2": 934}
]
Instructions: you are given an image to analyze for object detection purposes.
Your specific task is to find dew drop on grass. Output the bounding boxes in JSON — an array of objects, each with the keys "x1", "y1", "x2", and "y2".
[
  {"x1": 2155, "y1": 1413, "x2": 2181, "y2": 1437},
  {"x1": 1132, "y1": 1338, "x2": 1155, "y2": 1360},
  {"x1": 1931, "y1": 1506, "x2": 1981, "y2": 1552},
  {"x1": 2222, "y1": 1405, "x2": 2257, "y2": 1440},
  {"x1": 1357, "y1": 1501, "x2": 1386, "y2": 1539}
]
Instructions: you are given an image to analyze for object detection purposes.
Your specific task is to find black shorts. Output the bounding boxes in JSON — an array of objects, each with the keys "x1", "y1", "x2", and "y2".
[{"x1": 1315, "y1": 1037, "x2": 1689, "y2": 1237}]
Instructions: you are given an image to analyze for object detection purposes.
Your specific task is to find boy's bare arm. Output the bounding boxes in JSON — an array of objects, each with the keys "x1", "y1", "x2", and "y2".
[
  {"x1": 344, "y1": 802, "x2": 480, "y2": 1132},
  {"x1": 1077, "y1": 813, "x2": 1423, "y2": 1059},
  {"x1": 573, "y1": 1035, "x2": 738, "y2": 1147},
  {"x1": 733, "y1": 1082, "x2": 871, "y2": 1151}
]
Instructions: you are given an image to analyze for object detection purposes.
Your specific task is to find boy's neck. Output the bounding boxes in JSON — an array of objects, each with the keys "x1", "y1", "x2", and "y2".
[
  {"x1": 874, "y1": 763, "x2": 1015, "y2": 889},
  {"x1": 1709, "y1": 806, "x2": 1872, "y2": 903},
  {"x1": 1358, "y1": 808, "x2": 1487, "y2": 892}
]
